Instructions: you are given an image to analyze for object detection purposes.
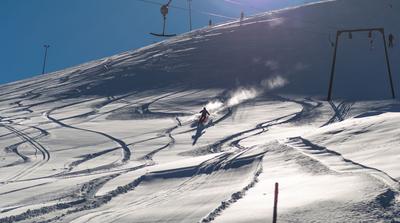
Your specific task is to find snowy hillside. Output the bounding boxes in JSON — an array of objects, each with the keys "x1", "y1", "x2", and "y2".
[{"x1": 1, "y1": 0, "x2": 400, "y2": 222}]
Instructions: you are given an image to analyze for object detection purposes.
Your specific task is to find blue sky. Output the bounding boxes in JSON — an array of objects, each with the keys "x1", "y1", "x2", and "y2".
[{"x1": 0, "y1": 0, "x2": 316, "y2": 84}]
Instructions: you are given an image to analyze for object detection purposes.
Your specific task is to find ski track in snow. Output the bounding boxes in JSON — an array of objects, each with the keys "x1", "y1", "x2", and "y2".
[
  {"x1": 1, "y1": 89, "x2": 399, "y2": 222},
  {"x1": 1, "y1": 94, "x2": 320, "y2": 222},
  {"x1": 186, "y1": 96, "x2": 321, "y2": 156},
  {"x1": 44, "y1": 99, "x2": 132, "y2": 164},
  {"x1": 0, "y1": 91, "x2": 281, "y2": 222},
  {"x1": 323, "y1": 100, "x2": 354, "y2": 126},
  {"x1": 199, "y1": 164, "x2": 263, "y2": 223},
  {"x1": 0, "y1": 123, "x2": 50, "y2": 183},
  {"x1": 0, "y1": 147, "x2": 265, "y2": 223},
  {"x1": 1, "y1": 72, "x2": 398, "y2": 222}
]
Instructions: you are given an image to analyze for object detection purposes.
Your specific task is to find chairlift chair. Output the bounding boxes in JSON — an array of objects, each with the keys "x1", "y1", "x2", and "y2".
[{"x1": 150, "y1": 0, "x2": 177, "y2": 37}]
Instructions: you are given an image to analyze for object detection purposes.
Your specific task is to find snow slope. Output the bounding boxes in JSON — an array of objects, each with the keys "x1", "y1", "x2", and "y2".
[{"x1": 1, "y1": 0, "x2": 400, "y2": 222}]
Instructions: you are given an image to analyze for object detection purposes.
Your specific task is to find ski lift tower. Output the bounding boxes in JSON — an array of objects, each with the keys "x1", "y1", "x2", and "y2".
[
  {"x1": 188, "y1": 0, "x2": 193, "y2": 31},
  {"x1": 42, "y1": 44, "x2": 50, "y2": 75},
  {"x1": 327, "y1": 28, "x2": 395, "y2": 101}
]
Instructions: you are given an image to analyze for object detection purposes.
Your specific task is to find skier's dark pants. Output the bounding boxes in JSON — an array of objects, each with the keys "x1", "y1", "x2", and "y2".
[{"x1": 199, "y1": 115, "x2": 206, "y2": 123}]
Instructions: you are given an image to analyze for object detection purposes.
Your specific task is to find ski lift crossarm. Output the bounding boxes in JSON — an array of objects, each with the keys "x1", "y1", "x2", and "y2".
[
  {"x1": 150, "y1": 32, "x2": 177, "y2": 37},
  {"x1": 337, "y1": 28, "x2": 384, "y2": 36}
]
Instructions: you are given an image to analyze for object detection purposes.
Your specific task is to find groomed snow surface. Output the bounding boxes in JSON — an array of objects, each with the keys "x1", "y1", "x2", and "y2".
[{"x1": 1, "y1": 0, "x2": 400, "y2": 222}]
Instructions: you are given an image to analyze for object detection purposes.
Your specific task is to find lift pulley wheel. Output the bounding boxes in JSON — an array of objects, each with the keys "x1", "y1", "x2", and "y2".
[{"x1": 161, "y1": 5, "x2": 169, "y2": 17}]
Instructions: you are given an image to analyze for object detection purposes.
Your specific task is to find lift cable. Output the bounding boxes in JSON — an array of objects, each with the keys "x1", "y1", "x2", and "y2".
[
  {"x1": 137, "y1": 0, "x2": 394, "y2": 48},
  {"x1": 135, "y1": 0, "x2": 236, "y2": 19}
]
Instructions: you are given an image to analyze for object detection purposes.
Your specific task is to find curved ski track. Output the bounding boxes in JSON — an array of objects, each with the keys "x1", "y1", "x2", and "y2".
[{"x1": 0, "y1": 123, "x2": 50, "y2": 183}]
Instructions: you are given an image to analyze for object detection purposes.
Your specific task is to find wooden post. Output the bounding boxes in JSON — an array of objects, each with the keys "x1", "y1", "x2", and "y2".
[{"x1": 272, "y1": 182, "x2": 279, "y2": 223}]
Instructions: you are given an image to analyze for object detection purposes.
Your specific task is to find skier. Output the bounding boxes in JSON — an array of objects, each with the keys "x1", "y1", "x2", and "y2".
[
  {"x1": 198, "y1": 107, "x2": 210, "y2": 125},
  {"x1": 388, "y1": 33, "x2": 394, "y2": 48},
  {"x1": 240, "y1": 11, "x2": 244, "y2": 24},
  {"x1": 209, "y1": 19, "x2": 212, "y2": 27}
]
